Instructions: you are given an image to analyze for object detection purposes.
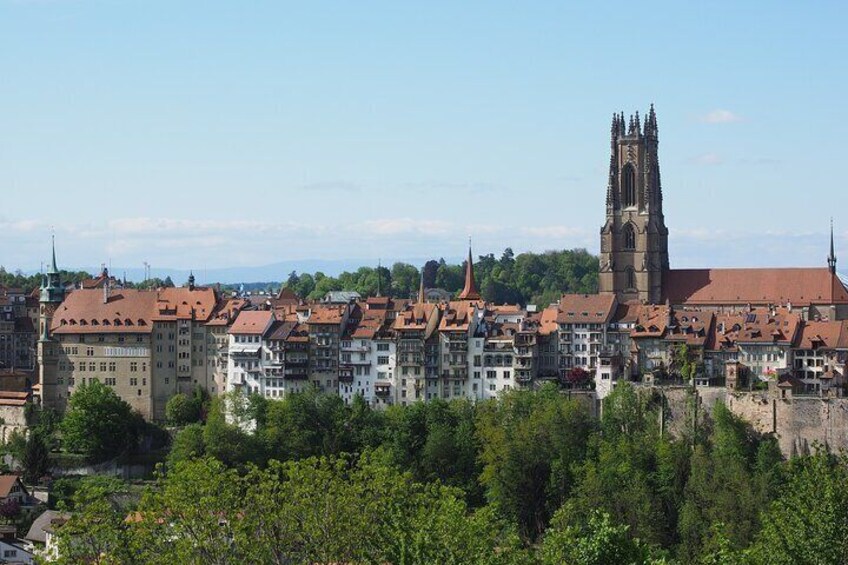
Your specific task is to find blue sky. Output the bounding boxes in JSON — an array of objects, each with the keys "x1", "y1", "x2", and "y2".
[{"x1": 1, "y1": 1, "x2": 846, "y2": 278}]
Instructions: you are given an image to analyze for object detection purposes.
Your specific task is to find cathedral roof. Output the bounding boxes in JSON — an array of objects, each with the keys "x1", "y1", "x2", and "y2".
[{"x1": 662, "y1": 268, "x2": 848, "y2": 307}]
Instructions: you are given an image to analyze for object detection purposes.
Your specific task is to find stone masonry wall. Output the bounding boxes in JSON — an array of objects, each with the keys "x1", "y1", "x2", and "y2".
[{"x1": 655, "y1": 386, "x2": 848, "y2": 457}]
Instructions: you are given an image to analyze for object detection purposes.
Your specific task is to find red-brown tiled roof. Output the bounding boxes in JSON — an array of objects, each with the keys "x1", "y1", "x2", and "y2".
[
  {"x1": 229, "y1": 310, "x2": 274, "y2": 335},
  {"x1": 556, "y1": 294, "x2": 616, "y2": 324},
  {"x1": 663, "y1": 268, "x2": 848, "y2": 307}
]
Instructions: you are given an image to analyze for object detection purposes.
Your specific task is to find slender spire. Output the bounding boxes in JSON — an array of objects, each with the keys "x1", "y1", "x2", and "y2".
[
  {"x1": 646, "y1": 103, "x2": 658, "y2": 139},
  {"x1": 458, "y1": 238, "x2": 481, "y2": 300},
  {"x1": 418, "y1": 268, "x2": 426, "y2": 303},
  {"x1": 49, "y1": 234, "x2": 58, "y2": 275},
  {"x1": 376, "y1": 259, "x2": 382, "y2": 297},
  {"x1": 828, "y1": 218, "x2": 837, "y2": 274}
]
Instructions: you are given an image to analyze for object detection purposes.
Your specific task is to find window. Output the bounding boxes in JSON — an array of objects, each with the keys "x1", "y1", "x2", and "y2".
[
  {"x1": 378, "y1": 356, "x2": 389, "y2": 365},
  {"x1": 623, "y1": 223, "x2": 636, "y2": 250},
  {"x1": 622, "y1": 163, "x2": 636, "y2": 207},
  {"x1": 626, "y1": 267, "x2": 636, "y2": 290},
  {"x1": 377, "y1": 343, "x2": 389, "y2": 352}
]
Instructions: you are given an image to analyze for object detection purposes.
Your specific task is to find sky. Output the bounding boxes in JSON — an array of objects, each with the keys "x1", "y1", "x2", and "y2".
[{"x1": 1, "y1": 0, "x2": 846, "y2": 280}]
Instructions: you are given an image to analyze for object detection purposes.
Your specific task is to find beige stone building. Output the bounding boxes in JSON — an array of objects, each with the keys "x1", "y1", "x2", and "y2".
[{"x1": 38, "y1": 266, "x2": 242, "y2": 421}]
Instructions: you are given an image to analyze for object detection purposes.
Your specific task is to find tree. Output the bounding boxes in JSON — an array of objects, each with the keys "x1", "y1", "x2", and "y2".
[
  {"x1": 476, "y1": 385, "x2": 595, "y2": 542},
  {"x1": 53, "y1": 476, "x2": 137, "y2": 565},
  {"x1": 0, "y1": 499, "x2": 20, "y2": 522},
  {"x1": 748, "y1": 451, "x2": 848, "y2": 565},
  {"x1": 422, "y1": 260, "x2": 440, "y2": 288},
  {"x1": 541, "y1": 509, "x2": 653, "y2": 565},
  {"x1": 132, "y1": 457, "x2": 244, "y2": 565},
  {"x1": 22, "y1": 429, "x2": 51, "y2": 484},
  {"x1": 165, "y1": 393, "x2": 201, "y2": 426},
  {"x1": 60, "y1": 381, "x2": 138, "y2": 463},
  {"x1": 167, "y1": 423, "x2": 206, "y2": 468},
  {"x1": 390, "y1": 262, "x2": 419, "y2": 298}
]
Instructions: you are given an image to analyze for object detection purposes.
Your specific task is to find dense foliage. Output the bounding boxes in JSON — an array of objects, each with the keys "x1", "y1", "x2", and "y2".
[
  {"x1": 282, "y1": 247, "x2": 598, "y2": 305},
  {"x1": 60, "y1": 380, "x2": 141, "y2": 463},
  {"x1": 0, "y1": 267, "x2": 93, "y2": 293},
  {"x1": 51, "y1": 383, "x2": 848, "y2": 563}
]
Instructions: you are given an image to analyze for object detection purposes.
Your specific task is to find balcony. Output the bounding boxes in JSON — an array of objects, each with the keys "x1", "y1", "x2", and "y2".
[
  {"x1": 338, "y1": 367, "x2": 354, "y2": 383},
  {"x1": 398, "y1": 340, "x2": 424, "y2": 353},
  {"x1": 398, "y1": 355, "x2": 424, "y2": 366},
  {"x1": 375, "y1": 382, "x2": 391, "y2": 396},
  {"x1": 447, "y1": 341, "x2": 468, "y2": 352},
  {"x1": 515, "y1": 335, "x2": 537, "y2": 347},
  {"x1": 442, "y1": 368, "x2": 468, "y2": 379},
  {"x1": 284, "y1": 367, "x2": 309, "y2": 380}
]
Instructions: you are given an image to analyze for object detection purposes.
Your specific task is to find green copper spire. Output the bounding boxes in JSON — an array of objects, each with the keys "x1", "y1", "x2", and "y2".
[
  {"x1": 49, "y1": 234, "x2": 59, "y2": 274},
  {"x1": 41, "y1": 236, "x2": 65, "y2": 304}
]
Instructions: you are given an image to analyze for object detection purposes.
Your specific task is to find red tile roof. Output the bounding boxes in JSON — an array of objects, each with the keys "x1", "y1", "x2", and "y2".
[
  {"x1": 796, "y1": 320, "x2": 848, "y2": 350},
  {"x1": 556, "y1": 294, "x2": 616, "y2": 324},
  {"x1": 229, "y1": 310, "x2": 274, "y2": 335},
  {"x1": 663, "y1": 268, "x2": 848, "y2": 307}
]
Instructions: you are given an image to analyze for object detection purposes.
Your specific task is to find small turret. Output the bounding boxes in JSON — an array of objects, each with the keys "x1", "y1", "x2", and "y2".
[{"x1": 188, "y1": 271, "x2": 196, "y2": 291}]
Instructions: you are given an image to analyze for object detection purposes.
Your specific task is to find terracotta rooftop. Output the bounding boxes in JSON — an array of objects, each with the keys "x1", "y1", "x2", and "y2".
[
  {"x1": 662, "y1": 268, "x2": 848, "y2": 307},
  {"x1": 52, "y1": 290, "x2": 158, "y2": 334},
  {"x1": 796, "y1": 319, "x2": 848, "y2": 350},
  {"x1": 229, "y1": 310, "x2": 274, "y2": 335},
  {"x1": 556, "y1": 294, "x2": 617, "y2": 324},
  {"x1": 0, "y1": 476, "x2": 24, "y2": 498}
]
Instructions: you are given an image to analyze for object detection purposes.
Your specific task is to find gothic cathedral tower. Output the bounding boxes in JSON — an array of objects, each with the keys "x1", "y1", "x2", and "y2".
[{"x1": 599, "y1": 106, "x2": 669, "y2": 303}]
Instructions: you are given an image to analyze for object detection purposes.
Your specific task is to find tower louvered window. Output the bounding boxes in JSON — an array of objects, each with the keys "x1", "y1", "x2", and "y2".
[{"x1": 622, "y1": 163, "x2": 636, "y2": 207}]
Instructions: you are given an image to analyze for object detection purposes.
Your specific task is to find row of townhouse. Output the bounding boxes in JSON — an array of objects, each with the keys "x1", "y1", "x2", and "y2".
[
  {"x1": 223, "y1": 266, "x2": 848, "y2": 408},
  {"x1": 35, "y1": 242, "x2": 848, "y2": 420}
]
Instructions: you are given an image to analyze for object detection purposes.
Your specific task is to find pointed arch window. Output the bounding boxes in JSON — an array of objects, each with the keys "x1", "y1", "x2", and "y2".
[
  {"x1": 623, "y1": 224, "x2": 636, "y2": 251},
  {"x1": 626, "y1": 267, "x2": 636, "y2": 290},
  {"x1": 622, "y1": 163, "x2": 636, "y2": 208}
]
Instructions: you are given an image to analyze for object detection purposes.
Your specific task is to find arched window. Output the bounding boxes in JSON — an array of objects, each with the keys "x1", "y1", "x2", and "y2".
[
  {"x1": 626, "y1": 267, "x2": 636, "y2": 290},
  {"x1": 622, "y1": 163, "x2": 636, "y2": 207},
  {"x1": 623, "y1": 224, "x2": 636, "y2": 251}
]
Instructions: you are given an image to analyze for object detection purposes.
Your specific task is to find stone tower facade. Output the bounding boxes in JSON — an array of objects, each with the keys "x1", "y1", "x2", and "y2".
[
  {"x1": 599, "y1": 106, "x2": 669, "y2": 303},
  {"x1": 37, "y1": 237, "x2": 65, "y2": 406}
]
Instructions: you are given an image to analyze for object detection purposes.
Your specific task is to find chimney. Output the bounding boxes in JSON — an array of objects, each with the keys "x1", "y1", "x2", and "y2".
[{"x1": 103, "y1": 277, "x2": 111, "y2": 304}]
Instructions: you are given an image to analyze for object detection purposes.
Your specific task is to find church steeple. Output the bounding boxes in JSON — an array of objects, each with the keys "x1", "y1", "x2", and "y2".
[
  {"x1": 375, "y1": 259, "x2": 382, "y2": 297},
  {"x1": 828, "y1": 219, "x2": 837, "y2": 275},
  {"x1": 458, "y1": 241, "x2": 481, "y2": 301},
  {"x1": 41, "y1": 236, "x2": 65, "y2": 305},
  {"x1": 418, "y1": 268, "x2": 426, "y2": 303},
  {"x1": 599, "y1": 105, "x2": 669, "y2": 304}
]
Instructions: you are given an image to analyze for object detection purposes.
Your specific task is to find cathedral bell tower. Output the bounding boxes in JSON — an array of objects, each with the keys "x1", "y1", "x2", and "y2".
[{"x1": 599, "y1": 105, "x2": 669, "y2": 303}]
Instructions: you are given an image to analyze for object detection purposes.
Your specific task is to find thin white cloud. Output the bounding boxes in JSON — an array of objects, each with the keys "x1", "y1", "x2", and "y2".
[
  {"x1": 300, "y1": 181, "x2": 361, "y2": 193},
  {"x1": 520, "y1": 226, "x2": 589, "y2": 239},
  {"x1": 700, "y1": 109, "x2": 744, "y2": 124},
  {"x1": 692, "y1": 153, "x2": 723, "y2": 166},
  {"x1": 358, "y1": 218, "x2": 453, "y2": 236}
]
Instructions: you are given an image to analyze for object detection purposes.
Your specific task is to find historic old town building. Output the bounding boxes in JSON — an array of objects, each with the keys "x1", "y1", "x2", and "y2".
[{"x1": 32, "y1": 108, "x2": 848, "y2": 417}]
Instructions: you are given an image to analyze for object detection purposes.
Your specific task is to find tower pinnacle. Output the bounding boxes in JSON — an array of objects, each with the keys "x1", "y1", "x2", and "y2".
[
  {"x1": 828, "y1": 218, "x2": 837, "y2": 275},
  {"x1": 457, "y1": 240, "x2": 481, "y2": 301}
]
